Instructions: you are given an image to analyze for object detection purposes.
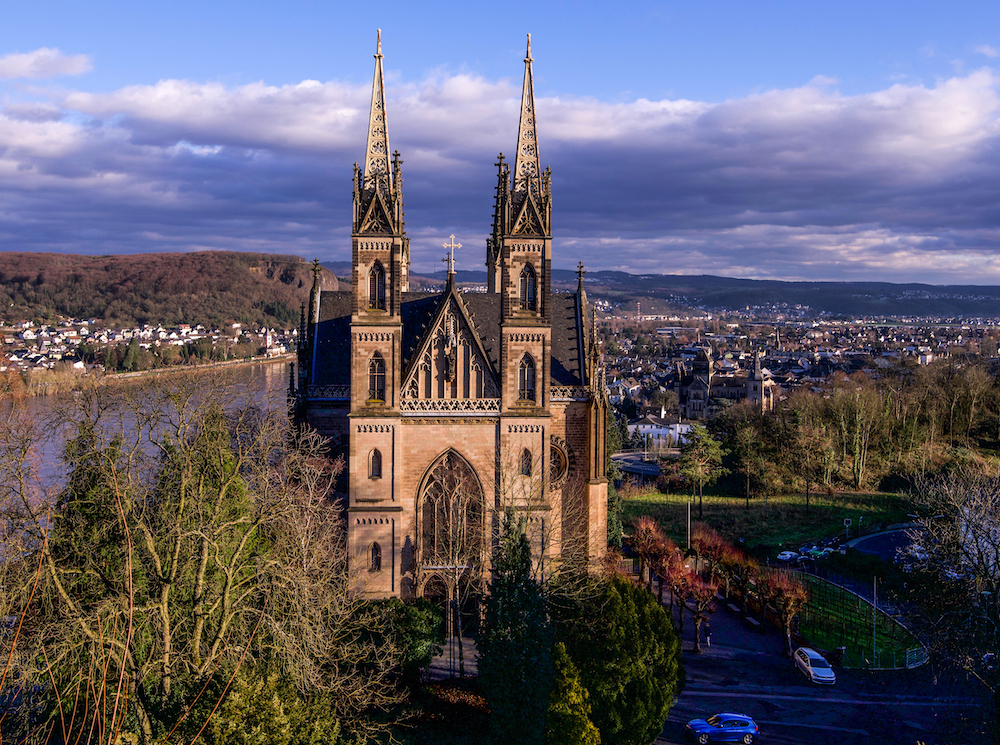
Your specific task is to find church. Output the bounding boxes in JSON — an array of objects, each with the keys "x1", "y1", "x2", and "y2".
[{"x1": 291, "y1": 34, "x2": 608, "y2": 601}]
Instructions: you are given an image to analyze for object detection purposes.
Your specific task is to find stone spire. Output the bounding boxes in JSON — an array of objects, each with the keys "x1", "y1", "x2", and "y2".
[
  {"x1": 363, "y1": 29, "x2": 391, "y2": 197},
  {"x1": 511, "y1": 34, "x2": 541, "y2": 209}
]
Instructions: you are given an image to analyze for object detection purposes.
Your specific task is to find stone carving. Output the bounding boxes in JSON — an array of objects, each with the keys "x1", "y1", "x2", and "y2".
[
  {"x1": 358, "y1": 332, "x2": 393, "y2": 342},
  {"x1": 400, "y1": 398, "x2": 501, "y2": 413},
  {"x1": 550, "y1": 386, "x2": 590, "y2": 400},
  {"x1": 508, "y1": 424, "x2": 542, "y2": 433},
  {"x1": 357, "y1": 424, "x2": 393, "y2": 433},
  {"x1": 508, "y1": 333, "x2": 545, "y2": 343},
  {"x1": 308, "y1": 385, "x2": 350, "y2": 399}
]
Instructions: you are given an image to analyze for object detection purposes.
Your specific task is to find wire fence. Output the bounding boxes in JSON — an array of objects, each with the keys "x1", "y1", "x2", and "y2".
[{"x1": 791, "y1": 570, "x2": 928, "y2": 669}]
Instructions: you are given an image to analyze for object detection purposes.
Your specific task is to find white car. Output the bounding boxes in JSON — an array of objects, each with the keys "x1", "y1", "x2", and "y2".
[
  {"x1": 793, "y1": 647, "x2": 836, "y2": 685},
  {"x1": 776, "y1": 551, "x2": 798, "y2": 562}
]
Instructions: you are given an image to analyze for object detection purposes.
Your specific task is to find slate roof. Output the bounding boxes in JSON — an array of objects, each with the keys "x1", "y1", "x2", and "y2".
[{"x1": 309, "y1": 290, "x2": 586, "y2": 388}]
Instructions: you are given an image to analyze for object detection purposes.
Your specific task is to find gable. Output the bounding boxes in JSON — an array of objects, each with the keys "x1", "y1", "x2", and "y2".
[{"x1": 401, "y1": 292, "x2": 500, "y2": 401}]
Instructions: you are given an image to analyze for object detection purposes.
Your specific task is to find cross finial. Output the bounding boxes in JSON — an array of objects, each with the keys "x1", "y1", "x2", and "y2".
[
  {"x1": 442, "y1": 234, "x2": 462, "y2": 275},
  {"x1": 311, "y1": 258, "x2": 321, "y2": 281},
  {"x1": 576, "y1": 261, "x2": 586, "y2": 281}
]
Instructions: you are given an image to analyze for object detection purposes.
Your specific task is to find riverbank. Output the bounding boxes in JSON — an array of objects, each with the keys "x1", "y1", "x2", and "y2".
[{"x1": 13, "y1": 353, "x2": 295, "y2": 397}]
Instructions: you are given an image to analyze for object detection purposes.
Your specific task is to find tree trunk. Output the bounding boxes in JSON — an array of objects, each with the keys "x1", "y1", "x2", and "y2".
[
  {"x1": 698, "y1": 481, "x2": 704, "y2": 520},
  {"x1": 693, "y1": 617, "x2": 703, "y2": 654}
]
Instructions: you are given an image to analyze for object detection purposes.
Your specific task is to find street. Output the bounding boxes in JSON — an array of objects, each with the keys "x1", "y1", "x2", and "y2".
[{"x1": 655, "y1": 592, "x2": 988, "y2": 744}]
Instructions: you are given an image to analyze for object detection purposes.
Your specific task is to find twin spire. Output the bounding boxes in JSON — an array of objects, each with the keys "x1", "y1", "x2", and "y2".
[
  {"x1": 363, "y1": 29, "x2": 392, "y2": 196},
  {"x1": 358, "y1": 32, "x2": 547, "y2": 245},
  {"x1": 512, "y1": 34, "x2": 542, "y2": 207}
]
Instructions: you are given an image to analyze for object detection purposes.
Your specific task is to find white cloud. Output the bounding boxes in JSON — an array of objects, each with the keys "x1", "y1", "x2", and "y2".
[
  {"x1": 976, "y1": 44, "x2": 999, "y2": 58},
  {"x1": 0, "y1": 47, "x2": 92, "y2": 80},
  {"x1": 3, "y1": 68, "x2": 1000, "y2": 282}
]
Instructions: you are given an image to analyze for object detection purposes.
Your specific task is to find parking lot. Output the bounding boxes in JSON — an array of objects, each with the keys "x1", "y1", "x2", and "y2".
[{"x1": 655, "y1": 592, "x2": 988, "y2": 744}]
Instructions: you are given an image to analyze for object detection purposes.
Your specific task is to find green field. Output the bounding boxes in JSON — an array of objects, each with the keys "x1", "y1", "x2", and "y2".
[
  {"x1": 621, "y1": 489, "x2": 911, "y2": 556},
  {"x1": 796, "y1": 574, "x2": 924, "y2": 669}
]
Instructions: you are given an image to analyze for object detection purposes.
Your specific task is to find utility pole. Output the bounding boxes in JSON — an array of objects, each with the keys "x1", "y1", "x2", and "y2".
[{"x1": 872, "y1": 576, "x2": 878, "y2": 667}]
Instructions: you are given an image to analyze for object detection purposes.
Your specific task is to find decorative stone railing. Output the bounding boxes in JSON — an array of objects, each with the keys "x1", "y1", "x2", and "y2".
[
  {"x1": 550, "y1": 386, "x2": 590, "y2": 401},
  {"x1": 400, "y1": 398, "x2": 501, "y2": 414},
  {"x1": 307, "y1": 385, "x2": 350, "y2": 399}
]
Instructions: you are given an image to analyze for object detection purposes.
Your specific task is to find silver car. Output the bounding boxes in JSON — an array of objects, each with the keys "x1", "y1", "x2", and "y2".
[{"x1": 793, "y1": 646, "x2": 836, "y2": 685}]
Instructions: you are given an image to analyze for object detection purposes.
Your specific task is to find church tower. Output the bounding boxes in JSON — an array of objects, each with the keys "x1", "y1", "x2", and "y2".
[
  {"x1": 347, "y1": 32, "x2": 406, "y2": 584},
  {"x1": 489, "y1": 35, "x2": 553, "y2": 417},
  {"x1": 351, "y1": 30, "x2": 407, "y2": 415}
]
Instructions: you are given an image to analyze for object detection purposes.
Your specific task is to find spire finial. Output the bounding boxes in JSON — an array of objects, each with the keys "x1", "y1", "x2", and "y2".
[
  {"x1": 512, "y1": 34, "x2": 541, "y2": 208},
  {"x1": 363, "y1": 30, "x2": 391, "y2": 196}
]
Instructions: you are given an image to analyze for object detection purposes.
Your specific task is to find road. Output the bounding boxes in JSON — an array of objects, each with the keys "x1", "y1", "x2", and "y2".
[{"x1": 654, "y1": 592, "x2": 988, "y2": 744}]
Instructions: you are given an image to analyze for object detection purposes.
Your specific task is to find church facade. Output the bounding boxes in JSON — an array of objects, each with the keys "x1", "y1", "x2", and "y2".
[{"x1": 291, "y1": 35, "x2": 608, "y2": 600}]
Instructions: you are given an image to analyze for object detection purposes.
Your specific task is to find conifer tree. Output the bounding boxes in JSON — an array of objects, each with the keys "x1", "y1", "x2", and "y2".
[
  {"x1": 545, "y1": 642, "x2": 599, "y2": 745},
  {"x1": 479, "y1": 514, "x2": 554, "y2": 745}
]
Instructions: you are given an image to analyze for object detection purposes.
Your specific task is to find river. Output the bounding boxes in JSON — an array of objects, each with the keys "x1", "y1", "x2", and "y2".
[{"x1": 13, "y1": 360, "x2": 291, "y2": 488}]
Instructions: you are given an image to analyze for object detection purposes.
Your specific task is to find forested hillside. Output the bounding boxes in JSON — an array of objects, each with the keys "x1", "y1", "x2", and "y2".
[{"x1": 0, "y1": 251, "x2": 338, "y2": 328}]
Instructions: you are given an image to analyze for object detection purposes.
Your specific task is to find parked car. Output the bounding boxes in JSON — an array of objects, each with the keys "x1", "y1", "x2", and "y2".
[
  {"x1": 793, "y1": 646, "x2": 836, "y2": 685},
  {"x1": 776, "y1": 550, "x2": 798, "y2": 562},
  {"x1": 685, "y1": 712, "x2": 760, "y2": 744}
]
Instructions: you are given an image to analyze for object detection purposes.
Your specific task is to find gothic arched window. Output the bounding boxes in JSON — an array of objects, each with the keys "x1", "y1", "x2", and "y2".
[
  {"x1": 520, "y1": 448, "x2": 532, "y2": 476},
  {"x1": 369, "y1": 262, "x2": 386, "y2": 310},
  {"x1": 518, "y1": 354, "x2": 536, "y2": 402},
  {"x1": 370, "y1": 542, "x2": 382, "y2": 571},
  {"x1": 368, "y1": 353, "x2": 386, "y2": 402},
  {"x1": 420, "y1": 451, "x2": 484, "y2": 567},
  {"x1": 519, "y1": 264, "x2": 537, "y2": 312},
  {"x1": 369, "y1": 449, "x2": 382, "y2": 479}
]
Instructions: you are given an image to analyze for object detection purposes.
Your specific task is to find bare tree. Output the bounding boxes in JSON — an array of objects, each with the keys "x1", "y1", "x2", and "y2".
[
  {"x1": 911, "y1": 469, "x2": 1000, "y2": 729},
  {"x1": 1, "y1": 372, "x2": 405, "y2": 744}
]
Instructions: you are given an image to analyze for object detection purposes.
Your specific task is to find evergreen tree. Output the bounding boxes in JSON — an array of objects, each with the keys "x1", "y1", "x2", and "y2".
[
  {"x1": 479, "y1": 515, "x2": 554, "y2": 745},
  {"x1": 552, "y1": 575, "x2": 682, "y2": 745},
  {"x1": 545, "y1": 642, "x2": 599, "y2": 745}
]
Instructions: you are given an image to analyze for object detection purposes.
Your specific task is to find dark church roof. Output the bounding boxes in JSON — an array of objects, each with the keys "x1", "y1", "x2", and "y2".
[{"x1": 308, "y1": 290, "x2": 586, "y2": 388}]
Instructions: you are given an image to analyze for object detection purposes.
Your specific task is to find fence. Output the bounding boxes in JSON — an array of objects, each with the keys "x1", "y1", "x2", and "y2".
[{"x1": 791, "y1": 570, "x2": 928, "y2": 670}]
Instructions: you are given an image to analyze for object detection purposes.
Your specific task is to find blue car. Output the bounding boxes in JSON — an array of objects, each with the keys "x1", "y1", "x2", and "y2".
[{"x1": 685, "y1": 712, "x2": 760, "y2": 744}]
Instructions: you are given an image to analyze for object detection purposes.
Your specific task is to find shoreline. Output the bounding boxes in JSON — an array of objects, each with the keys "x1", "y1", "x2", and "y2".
[{"x1": 19, "y1": 353, "x2": 296, "y2": 397}]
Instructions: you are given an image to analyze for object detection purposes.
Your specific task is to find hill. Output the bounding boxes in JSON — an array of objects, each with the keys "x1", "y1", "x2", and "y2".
[
  {"x1": 0, "y1": 251, "x2": 338, "y2": 329},
  {"x1": 390, "y1": 268, "x2": 1000, "y2": 320}
]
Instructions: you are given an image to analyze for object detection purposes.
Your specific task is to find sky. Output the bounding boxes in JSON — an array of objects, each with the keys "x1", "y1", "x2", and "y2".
[{"x1": 5, "y1": 1, "x2": 1000, "y2": 284}]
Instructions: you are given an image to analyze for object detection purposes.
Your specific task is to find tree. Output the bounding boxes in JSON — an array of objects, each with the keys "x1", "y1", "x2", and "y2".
[
  {"x1": 758, "y1": 569, "x2": 808, "y2": 658},
  {"x1": 478, "y1": 515, "x2": 554, "y2": 745},
  {"x1": 629, "y1": 515, "x2": 665, "y2": 589},
  {"x1": 545, "y1": 642, "x2": 600, "y2": 745},
  {"x1": 1, "y1": 374, "x2": 406, "y2": 744},
  {"x1": 551, "y1": 576, "x2": 682, "y2": 745},
  {"x1": 679, "y1": 424, "x2": 725, "y2": 519},
  {"x1": 688, "y1": 574, "x2": 719, "y2": 654},
  {"x1": 909, "y1": 469, "x2": 1000, "y2": 734}
]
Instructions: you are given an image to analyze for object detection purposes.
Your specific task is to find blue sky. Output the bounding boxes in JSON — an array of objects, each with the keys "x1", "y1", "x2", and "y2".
[{"x1": 5, "y1": 0, "x2": 1000, "y2": 283}]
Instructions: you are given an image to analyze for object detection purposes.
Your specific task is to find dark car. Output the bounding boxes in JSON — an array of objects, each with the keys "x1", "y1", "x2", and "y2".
[{"x1": 685, "y1": 712, "x2": 760, "y2": 744}]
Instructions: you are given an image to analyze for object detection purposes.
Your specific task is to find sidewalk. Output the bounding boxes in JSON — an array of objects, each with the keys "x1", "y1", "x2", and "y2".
[{"x1": 426, "y1": 636, "x2": 479, "y2": 681}]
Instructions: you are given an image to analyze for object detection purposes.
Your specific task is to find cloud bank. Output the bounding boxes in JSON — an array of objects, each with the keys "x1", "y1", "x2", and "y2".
[
  {"x1": 4, "y1": 54, "x2": 1000, "y2": 284},
  {"x1": 0, "y1": 48, "x2": 92, "y2": 80}
]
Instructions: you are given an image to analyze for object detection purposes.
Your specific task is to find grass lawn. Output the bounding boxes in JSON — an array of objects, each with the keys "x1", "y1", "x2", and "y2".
[
  {"x1": 796, "y1": 574, "x2": 924, "y2": 669},
  {"x1": 622, "y1": 489, "x2": 912, "y2": 556}
]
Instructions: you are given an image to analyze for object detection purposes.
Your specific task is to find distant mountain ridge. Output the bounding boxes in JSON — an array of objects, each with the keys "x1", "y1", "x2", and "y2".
[
  {"x1": 5, "y1": 249, "x2": 988, "y2": 327},
  {"x1": 324, "y1": 261, "x2": 1000, "y2": 318},
  {"x1": 0, "y1": 251, "x2": 338, "y2": 328}
]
